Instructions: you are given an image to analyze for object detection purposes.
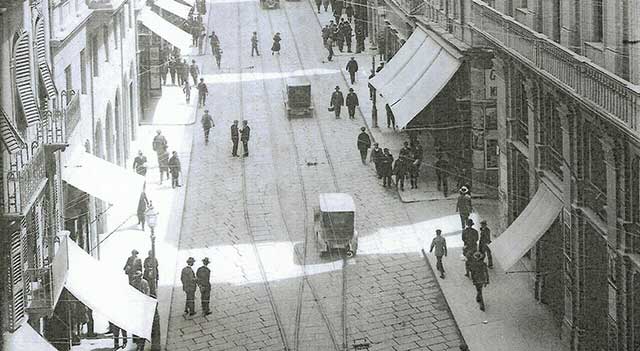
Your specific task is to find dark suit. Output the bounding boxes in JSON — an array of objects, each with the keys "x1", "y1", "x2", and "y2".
[
  {"x1": 196, "y1": 266, "x2": 211, "y2": 314},
  {"x1": 241, "y1": 125, "x2": 250, "y2": 156},
  {"x1": 346, "y1": 59, "x2": 358, "y2": 84},
  {"x1": 231, "y1": 124, "x2": 239, "y2": 156},
  {"x1": 181, "y1": 266, "x2": 197, "y2": 314},
  {"x1": 345, "y1": 92, "x2": 359, "y2": 119},
  {"x1": 123, "y1": 256, "x2": 142, "y2": 284},
  {"x1": 330, "y1": 91, "x2": 344, "y2": 118}
]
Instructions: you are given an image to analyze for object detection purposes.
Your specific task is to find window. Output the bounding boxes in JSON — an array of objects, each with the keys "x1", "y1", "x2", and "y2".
[
  {"x1": 113, "y1": 18, "x2": 118, "y2": 49},
  {"x1": 587, "y1": 131, "x2": 606, "y2": 192},
  {"x1": 80, "y1": 49, "x2": 87, "y2": 94},
  {"x1": 64, "y1": 65, "x2": 73, "y2": 92},
  {"x1": 594, "y1": 0, "x2": 603, "y2": 42},
  {"x1": 92, "y1": 35, "x2": 99, "y2": 76},
  {"x1": 102, "y1": 25, "x2": 109, "y2": 62}
]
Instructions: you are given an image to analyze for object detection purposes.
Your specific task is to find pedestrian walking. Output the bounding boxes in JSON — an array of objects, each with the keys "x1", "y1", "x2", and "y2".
[
  {"x1": 197, "y1": 78, "x2": 208, "y2": 107},
  {"x1": 355, "y1": 26, "x2": 365, "y2": 53},
  {"x1": 456, "y1": 186, "x2": 473, "y2": 230},
  {"x1": 429, "y1": 229, "x2": 447, "y2": 279},
  {"x1": 330, "y1": 86, "x2": 344, "y2": 118},
  {"x1": 198, "y1": 26, "x2": 206, "y2": 55},
  {"x1": 369, "y1": 143, "x2": 383, "y2": 178},
  {"x1": 271, "y1": 32, "x2": 281, "y2": 55},
  {"x1": 346, "y1": 57, "x2": 358, "y2": 84},
  {"x1": 325, "y1": 36, "x2": 335, "y2": 61},
  {"x1": 180, "y1": 59, "x2": 189, "y2": 86},
  {"x1": 322, "y1": 25, "x2": 330, "y2": 46},
  {"x1": 393, "y1": 155, "x2": 408, "y2": 191},
  {"x1": 434, "y1": 154, "x2": 449, "y2": 197},
  {"x1": 181, "y1": 257, "x2": 197, "y2": 315},
  {"x1": 191, "y1": 23, "x2": 200, "y2": 47},
  {"x1": 385, "y1": 103, "x2": 396, "y2": 129},
  {"x1": 356, "y1": 127, "x2": 371, "y2": 164},
  {"x1": 158, "y1": 149, "x2": 170, "y2": 185},
  {"x1": 189, "y1": 60, "x2": 200, "y2": 85},
  {"x1": 345, "y1": 87, "x2": 359, "y2": 119},
  {"x1": 143, "y1": 250, "x2": 159, "y2": 297},
  {"x1": 209, "y1": 31, "x2": 220, "y2": 53},
  {"x1": 137, "y1": 190, "x2": 149, "y2": 230},
  {"x1": 315, "y1": 0, "x2": 322, "y2": 12},
  {"x1": 469, "y1": 251, "x2": 489, "y2": 311},
  {"x1": 109, "y1": 323, "x2": 127, "y2": 350},
  {"x1": 335, "y1": 23, "x2": 345, "y2": 52},
  {"x1": 343, "y1": 21, "x2": 353, "y2": 52},
  {"x1": 231, "y1": 120, "x2": 239, "y2": 156},
  {"x1": 479, "y1": 220, "x2": 493, "y2": 268},
  {"x1": 152, "y1": 129, "x2": 168, "y2": 155},
  {"x1": 201, "y1": 109, "x2": 215, "y2": 144},
  {"x1": 182, "y1": 80, "x2": 191, "y2": 103},
  {"x1": 196, "y1": 257, "x2": 212, "y2": 316},
  {"x1": 168, "y1": 151, "x2": 182, "y2": 188},
  {"x1": 123, "y1": 249, "x2": 142, "y2": 284},
  {"x1": 133, "y1": 150, "x2": 148, "y2": 176},
  {"x1": 462, "y1": 218, "x2": 478, "y2": 277},
  {"x1": 408, "y1": 148, "x2": 421, "y2": 189},
  {"x1": 251, "y1": 32, "x2": 260, "y2": 56},
  {"x1": 381, "y1": 148, "x2": 394, "y2": 187},
  {"x1": 169, "y1": 57, "x2": 177, "y2": 85},
  {"x1": 213, "y1": 45, "x2": 222, "y2": 69},
  {"x1": 240, "y1": 120, "x2": 251, "y2": 156}
]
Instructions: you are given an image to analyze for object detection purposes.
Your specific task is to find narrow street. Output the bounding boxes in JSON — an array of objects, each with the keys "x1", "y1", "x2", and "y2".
[{"x1": 165, "y1": 0, "x2": 463, "y2": 350}]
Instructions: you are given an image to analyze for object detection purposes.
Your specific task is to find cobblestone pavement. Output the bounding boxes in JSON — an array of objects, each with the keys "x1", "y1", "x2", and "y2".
[{"x1": 165, "y1": 0, "x2": 465, "y2": 350}]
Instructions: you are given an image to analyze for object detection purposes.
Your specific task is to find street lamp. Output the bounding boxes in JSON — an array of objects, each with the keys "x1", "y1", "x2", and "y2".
[{"x1": 144, "y1": 203, "x2": 161, "y2": 351}]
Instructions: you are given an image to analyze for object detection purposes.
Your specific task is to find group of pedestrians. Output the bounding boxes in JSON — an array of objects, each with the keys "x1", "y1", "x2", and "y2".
[
  {"x1": 151, "y1": 130, "x2": 182, "y2": 188},
  {"x1": 180, "y1": 257, "x2": 213, "y2": 316},
  {"x1": 362, "y1": 138, "x2": 424, "y2": 191},
  {"x1": 247, "y1": 31, "x2": 283, "y2": 57},
  {"x1": 186, "y1": 12, "x2": 207, "y2": 55},
  {"x1": 322, "y1": 18, "x2": 354, "y2": 61},
  {"x1": 198, "y1": 111, "x2": 251, "y2": 157}
]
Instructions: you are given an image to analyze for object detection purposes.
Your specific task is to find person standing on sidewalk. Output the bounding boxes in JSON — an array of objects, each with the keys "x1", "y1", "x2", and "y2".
[
  {"x1": 343, "y1": 21, "x2": 353, "y2": 53},
  {"x1": 325, "y1": 36, "x2": 335, "y2": 62},
  {"x1": 393, "y1": 155, "x2": 408, "y2": 191},
  {"x1": 189, "y1": 60, "x2": 200, "y2": 85},
  {"x1": 370, "y1": 143, "x2": 383, "y2": 178},
  {"x1": 240, "y1": 120, "x2": 251, "y2": 157},
  {"x1": 330, "y1": 86, "x2": 344, "y2": 118},
  {"x1": 434, "y1": 154, "x2": 450, "y2": 197},
  {"x1": 144, "y1": 250, "x2": 159, "y2": 297},
  {"x1": 182, "y1": 79, "x2": 191, "y2": 103},
  {"x1": 429, "y1": 229, "x2": 447, "y2": 279},
  {"x1": 168, "y1": 56, "x2": 177, "y2": 85},
  {"x1": 315, "y1": 0, "x2": 322, "y2": 13},
  {"x1": 251, "y1": 32, "x2": 260, "y2": 56},
  {"x1": 345, "y1": 88, "x2": 359, "y2": 119},
  {"x1": 408, "y1": 148, "x2": 421, "y2": 189},
  {"x1": 181, "y1": 257, "x2": 197, "y2": 316},
  {"x1": 131, "y1": 271, "x2": 150, "y2": 351},
  {"x1": 385, "y1": 103, "x2": 396, "y2": 129},
  {"x1": 197, "y1": 78, "x2": 208, "y2": 107},
  {"x1": 201, "y1": 110, "x2": 215, "y2": 144},
  {"x1": 462, "y1": 218, "x2": 478, "y2": 278},
  {"x1": 152, "y1": 130, "x2": 168, "y2": 155},
  {"x1": 168, "y1": 151, "x2": 182, "y2": 188},
  {"x1": 158, "y1": 149, "x2": 170, "y2": 185},
  {"x1": 231, "y1": 120, "x2": 240, "y2": 156},
  {"x1": 381, "y1": 148, "x2": 394, "y2": 187},
  {"x1": 137, "y1": 190, "x2": 149, "y2": 230},
  {"x1": 196, "y1": 257, "x2": 212, "y2": 316},
  {"x1": 123, "y1": 250, "x2": 142, "y2": 284},
  {"x1": 479, "y1": 220, "x2": 493, "y2": 268},
  {"x1": 180, "y1": 59, "x2": 190, "y2": 86},
  {"x1": 133, "y1": 150, "x2": 148, "y2": 176},
  {"x1": 356, "y1": 127, "x2": 371, "y2": 165},
  {"x1": 209, "y1": 31, "x2": 220, "y2": 53},
  {"x1": 346, "y1": 57, "x2": 359, "y2": 84},
  {"x1": 469, "y1": 251, "x2": 489, "y2": 311},
  {"x1": 456, "y1": 186, "x2": 473, "y2": 230}
]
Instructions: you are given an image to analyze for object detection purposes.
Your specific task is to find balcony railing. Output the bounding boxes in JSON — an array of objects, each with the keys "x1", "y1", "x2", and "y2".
[
  {"x1": 470, "y1": 0, "x2": 640, "y2": 135},
  {"x1": 64, "y1": 93, "x2": 81, "y2": 137}
]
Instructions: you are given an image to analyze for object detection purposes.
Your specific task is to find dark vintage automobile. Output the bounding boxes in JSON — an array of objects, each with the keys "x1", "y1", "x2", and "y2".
[
  {"x1": 260, "y1": 0, "x2": 279, "y2": 9},
  {"x1": 314, "y1": 193, "x2": 358, "y2": 257},
  {"x1": 284, "y1": 77, "x2": 313, "y2": 118}
]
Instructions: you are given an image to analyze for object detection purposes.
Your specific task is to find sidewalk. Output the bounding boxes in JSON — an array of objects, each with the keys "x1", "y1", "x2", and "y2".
[{"x1": 316, "y1": 10, "x2": 563, "y2": 350}]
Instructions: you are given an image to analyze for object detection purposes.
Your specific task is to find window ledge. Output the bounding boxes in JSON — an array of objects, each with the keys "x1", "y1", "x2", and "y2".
[{"x1": 584, "y1": 41, "x2": 604, "y2": 52}]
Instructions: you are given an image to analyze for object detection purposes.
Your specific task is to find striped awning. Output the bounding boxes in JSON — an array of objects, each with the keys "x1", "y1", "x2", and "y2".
[
  {"x1": 35, "y1": 17, "x2": 58, "y2": 100},
  {"x1": 0, "y1": 106, "x2": 26, "y2": 154},
  {"x1": 14, "y1": 31, "x2": 41, "y2": 127}
]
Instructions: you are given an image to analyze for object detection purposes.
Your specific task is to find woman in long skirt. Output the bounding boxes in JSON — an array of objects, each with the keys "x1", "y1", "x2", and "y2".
[{"x1": 271, "y1": 32, "x2": 281, "y2": 55}]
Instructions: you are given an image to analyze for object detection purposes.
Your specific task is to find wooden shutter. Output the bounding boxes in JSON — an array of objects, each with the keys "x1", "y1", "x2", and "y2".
[{"x1": 6, "y1": 228, "x2": 26, "y2": 331}]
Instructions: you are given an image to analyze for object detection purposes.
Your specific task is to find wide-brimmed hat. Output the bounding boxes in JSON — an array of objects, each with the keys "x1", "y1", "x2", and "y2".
[
  {"x1": 202, "y1": 257, "x2": 210, "y2": 264},
  {"x1": 473, "y1": 251, "x2": 485, "y2": 261},
  {"x1": 187, "y1": 257, "x2": 195, "y2": 264}
]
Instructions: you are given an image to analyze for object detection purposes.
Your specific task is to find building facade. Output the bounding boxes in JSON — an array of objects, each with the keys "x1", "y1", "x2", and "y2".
[{"x1": 369, "y1": 0, "x2": 640, "y2": 350}]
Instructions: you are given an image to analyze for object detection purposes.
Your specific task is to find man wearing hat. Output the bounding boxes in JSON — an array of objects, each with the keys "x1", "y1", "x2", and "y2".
[
  {"x1": 201, "y1": 110, "x2": 214, "y2": 144},
  {"x1": 196, "y1": 258, "x2": 212, "y2": 316},
  {"x1": 455, "y1": 186, "x2": 473, "y2": 230},
  {"x1": 330, "y1": 86, "x2": 344, "y2": 118},
  {"x1": 123, "y1": 250, "x2": 143, "y2": 284},
  {"x1": 429, "y1": 229, "x2": 447, "y2": 279},
  {"x1": 469, "y1": 251, "x2": 489, "y2": 311},
  {"x1": 479, "y1": 220, "x2": 493, "y2": 268},
  {"x1": 356, "y1": 127, "x2": 371, "y2": 165},
  {"x1": 230, "y1": 120, "x2": 240, "y2": 156},
  {"x1": 181, "y1": 257, "x2": 197, "y2": 315},
  {"x1": 462, "y1": 219, "x2": 478, "y2": 277},
  {"x1": 345, "y1": 88, "x2": 359, "y2": 119}
]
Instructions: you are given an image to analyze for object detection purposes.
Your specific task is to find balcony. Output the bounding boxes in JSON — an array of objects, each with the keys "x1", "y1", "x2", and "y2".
[
  {"x1": 86, "y1": 0, "x2": 125, "y2": 10},
  {"x1": 470, "y1": 0, "x2": 640, "y2": 137}
]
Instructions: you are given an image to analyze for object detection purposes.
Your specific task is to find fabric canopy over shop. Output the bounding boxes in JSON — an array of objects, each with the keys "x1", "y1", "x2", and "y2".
[
  {"x1": 3, "y1": 322, "x2": 57, "y2": 351},
  {"x1": 154, "y1": 0, "x2": 192, "y2": 20},
  {"x1": 0, "y1": 106, "x2": 26, "y2": 154},
  {"x1": 489, "y1": 183, "x2": 563, "y2": 271},
  {"x1": 14, "y1": 31, "x2": 42, "y2": 126},
  {"x1": 368, "y1": 27, "x2": 462, "y2": 130},
  {"x1": 61, "y1": 151, "x2": 145, "y2": 218},
  {"x1": 138, "y1": 8, "x2": 192, "y2": 52},
  {"x1": 65, "y1": 239, "x2": 157, "y2": 339}
]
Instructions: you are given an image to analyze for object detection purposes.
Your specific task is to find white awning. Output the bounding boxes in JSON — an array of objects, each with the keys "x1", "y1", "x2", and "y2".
[
  {"x1": 3, "y1": 322, "x2": 57, "y2": 351},
  {"x1": 369, "y1": 28, "x2": 428, "y2": 90},
  {"x1": 65, "y1": 239, "x2": 157, "y2": 340},
  {"x1": 154, "y1": 0, "x2": 192, "y2": 20},
  {"x1": 138, "y1": 8, "x2": 192, "y2": 53},
  {"x1": 61, "y1": 151, "x2": 145, "y2": 217},
  {"x1": 390, "y1": 48, "x2": 461, "y2": 129},
  {"x1": 489, "y1": 183, "x2": 563, "y2": 271}
]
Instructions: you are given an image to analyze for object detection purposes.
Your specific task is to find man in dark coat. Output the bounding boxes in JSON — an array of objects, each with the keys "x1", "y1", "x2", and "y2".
[
  {"x1": 201, "y1": 110, "x2": 214, "y2": 144},
  {"x1": 369, "y1": 143, "x2": 383, "y2": 178},
  {"x1": 123, "y1": 249, "x2": 142, "y2": 284},
  {"x1": 343, "y1": 21, "x2": 353, "y2": 52},
  {"x1": 181, "y1": 257, "x2": 197, "y2": 315},
  {"x1": 168, "y1": 151, "x2": 181, "y2": 188},
  {"x1": 393, "y1": 156, "x2": 408, "y2": 191},
  {"x1": 479, "y1": 220, "x2": 493, "y2": 268},
  {"x1": 456, "y1": 186, "x2": 473, "y2": 230},
  {"x1": 133, "y1": 150, "x2": 148, "y2": 176},
  {"x1": 137, "y1": 191, "x2": 149, "y2": 230},
  {"x1": 461, "y1": 218, "x2": 478, "y2": 277},
  {"x1": 355, "y1": 26, "x2": 365, "y2": 53},
  {"x1": 381, "y1": 148, "x2": 394, "y2": 187},
  {"x1": 189, "y1": 60, "x2": 200, "y2": 85},
  {"x1": 325, "y1": 36, "x2": 335, "y2": 61},
  {"x1": 180, "y1": 59, "x2": 190, "y2": 86},
  {"x1": 152, "y1": 130, "x2": 168, "y2": 155},
  {"x1": 434, "y1": 154, "x2": 450, "y2": 197},
  {"x1": 143, "y1": 250, "x2": 159, "y2": 297},
  {"x1": 175, "y1": 59, "x2": 184, "y2": 86},
  {"x1": 469, "y1": 251, "x2": 489, "y2": 311},
  {"x1": 196, "y1": 257, "x2": 212, "y2": 316},
  {"x1": 231, "y1": 120, "x2": 239, "y2": 156},
  {"x1": 240, "y1": 120, "x2": 251, "y2": 157},
  {"x1": 345, "y1": 88, "x2": 359, "y2": 119},
  {"x1": 429, "y1": 229, "x2": 447, "y2": 279},
  {"x1": 197, "y1": 78, "x2": 208, "y2": 107},
  {"x1": 251, "y1": 31, "x2": 259, "y2": 56},
  {"x1": 356, "y1": 127, "x2": 370, "y2": 164},
  {"x1": 168, "y1": 56, "x2": 177, "y2": 85},
  {"x1": 330, "y1": 86, "x2": 344, "y2": 118},
  {"x1": 346, "y1": 57, "x2": 358, "y2": 84}
]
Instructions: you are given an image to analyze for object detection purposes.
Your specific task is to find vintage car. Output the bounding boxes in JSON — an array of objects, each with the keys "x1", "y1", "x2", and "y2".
[
  {"x1": 284, "y1": 77, "x2": 313, "y2": 118},
  {"x1": 260, "y1": 0, "x2": 280, "y2": 9},
  {"x1": 314, "y1": 193, "x2": 358, "y2": 257}
]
